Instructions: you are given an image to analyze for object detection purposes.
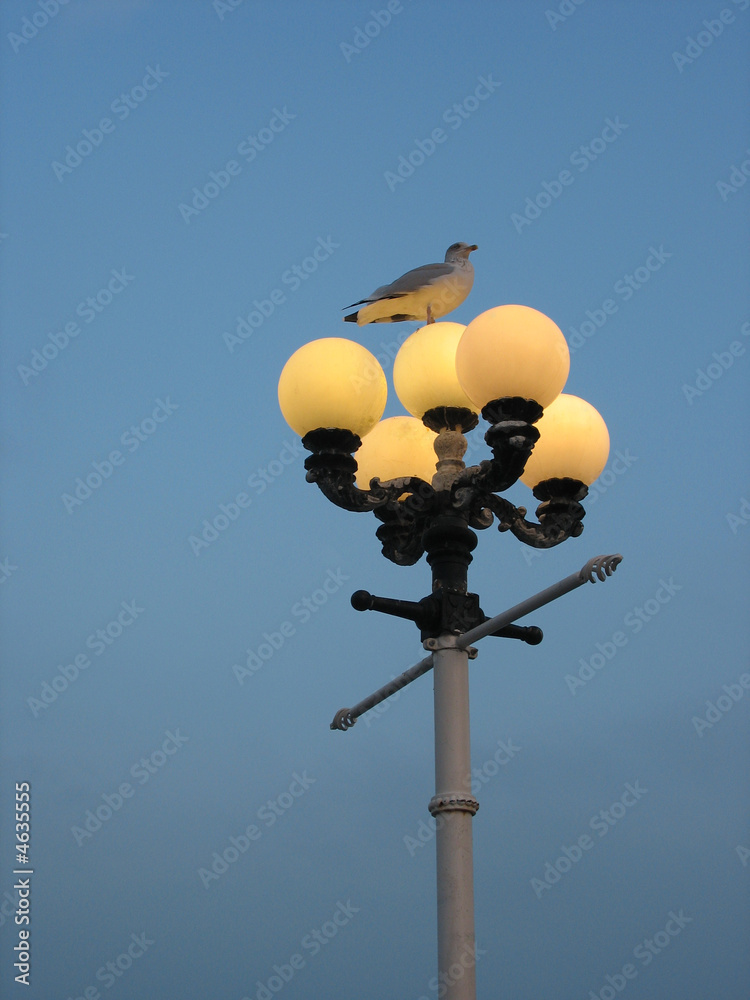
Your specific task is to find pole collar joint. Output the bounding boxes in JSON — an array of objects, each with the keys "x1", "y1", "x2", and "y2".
[
  {"x1": 423, "y1": 634, "x2": 478, "y2": 658},
  {"x1": 428, "y1": 793, "x2": 480, "y2": 817}
]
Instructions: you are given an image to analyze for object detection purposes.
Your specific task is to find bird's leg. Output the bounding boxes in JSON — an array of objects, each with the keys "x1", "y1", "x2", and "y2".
[{"x1": 426, "y1": 304, "x2": 434, "y2": 325}]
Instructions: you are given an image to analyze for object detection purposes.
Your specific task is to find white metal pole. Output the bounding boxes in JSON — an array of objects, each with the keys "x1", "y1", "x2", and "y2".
[{"x1": 430, "y1": 635, "x2": 479, "y2": 1000}]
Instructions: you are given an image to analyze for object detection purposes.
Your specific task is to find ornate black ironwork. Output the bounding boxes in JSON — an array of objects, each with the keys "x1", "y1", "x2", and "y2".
[
  {"x1": 299, "y1": 397, "x2": 590, "y2": 565},
  {"x1": 350, "y1": 588, "x2": 544, "y2": 643},
  {"x1": 350, "y1": 586, "x2": 482, "y2": 641},
  {"x1": 422, "y1": 405, "x2": 479, "y2": 434},
  {"x1": 302, "y1": 427, "x2": 435, "y2": 517}
]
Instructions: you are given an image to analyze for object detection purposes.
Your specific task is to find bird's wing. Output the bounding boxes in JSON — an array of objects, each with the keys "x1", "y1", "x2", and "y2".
[
  {"x1": 373, "y1": 262, "x2": 455, "y2": 299},
  {"x1": 342, "y1": 289, "x2": 410, "y2": 309},
  {"x1": 343, "y1": 262, "x2": 455, "y2": 309}
]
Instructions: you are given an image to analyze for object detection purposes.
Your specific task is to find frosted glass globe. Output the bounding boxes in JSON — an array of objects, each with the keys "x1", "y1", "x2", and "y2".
[
  {"x1": 355, "y1": 416, "x2": 438, "y2": 489},
  {"x1": 393, "y1": 323, "x2": 478, "y2": 417},
  {"x1": 520, "y1": 394, "x2": 610, "y2": 487},
  {"x1": 455, "y1": 304, "x2": 569, "y2": 409},
  {"x1": 278, "y1": 338, "x2": 387, "y2": 438}
]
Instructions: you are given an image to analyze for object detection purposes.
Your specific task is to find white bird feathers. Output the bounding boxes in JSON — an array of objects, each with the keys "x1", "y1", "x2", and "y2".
[{"x1": 343, "y1": 242, "x2": 478, "y2": 325}]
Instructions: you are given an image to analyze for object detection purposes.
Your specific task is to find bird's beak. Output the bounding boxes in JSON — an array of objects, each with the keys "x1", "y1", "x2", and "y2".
[{"x1": 469, "y1": 245, "x2": 478, "y2": 252}]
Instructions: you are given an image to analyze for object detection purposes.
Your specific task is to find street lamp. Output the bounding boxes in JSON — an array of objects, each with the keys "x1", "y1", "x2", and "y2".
[{"x1": 278, "y1": 304, "x2": 621, "y2": 999}]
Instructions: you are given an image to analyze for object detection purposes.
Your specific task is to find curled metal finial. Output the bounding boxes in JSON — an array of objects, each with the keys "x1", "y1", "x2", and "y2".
[
  {"x1": 579, "y1": 554, "x2": 623, "y2": 583},
  {"x1": 330, "y1": 708, "x2": 356, "y2": 731}
]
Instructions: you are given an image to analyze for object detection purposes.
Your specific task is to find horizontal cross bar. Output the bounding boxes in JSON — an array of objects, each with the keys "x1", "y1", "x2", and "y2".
[
  {"x1": 459, "y1": 554, "x2": 622, "y2": 647},
  {"x1": 330, "y1": 655, "x2": 434, "y2": 731},
  {"x1": 330, "y1": 553, "x2": 622, "y2": 731}
]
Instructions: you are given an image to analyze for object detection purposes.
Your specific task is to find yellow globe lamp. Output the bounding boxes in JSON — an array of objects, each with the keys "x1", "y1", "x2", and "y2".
[
  {"x1": 520, "y1": 394, "x2": 610, "y2": 488},
  {"x1": 278, "y1": 338, "x2": 387, "y2": 438},
  {"x1": 355, "y1": 416, "x2": 438, "y2": 490},
  {"x1": 393, "y1": 323, "x2": 479, "y2": 418},
  {"x1": 455, "y1": 304, "x2": 570, "y2": 410}
]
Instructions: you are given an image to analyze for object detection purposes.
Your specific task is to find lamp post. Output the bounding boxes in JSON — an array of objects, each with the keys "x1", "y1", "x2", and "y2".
[{"x1": 278, "y1": 305, "x2": 622, "y2": 998}]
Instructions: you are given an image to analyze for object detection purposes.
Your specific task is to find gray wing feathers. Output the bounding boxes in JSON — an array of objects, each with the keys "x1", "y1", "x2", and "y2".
[
  {"x1": 344, "y1": 262, "x2": 455, "y2": 309},
  {"x1": 377, "y1": 262, "x2": 454, "y2": 297}
]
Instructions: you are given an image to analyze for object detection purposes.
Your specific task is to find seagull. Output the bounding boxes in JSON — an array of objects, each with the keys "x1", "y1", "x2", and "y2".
[{"x1": 343, "y1": 242, "x2": 478, "y2": 325}]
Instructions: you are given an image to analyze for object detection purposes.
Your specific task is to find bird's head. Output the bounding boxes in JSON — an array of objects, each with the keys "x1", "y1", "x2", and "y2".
[{"x1": 445, "y1": 242, "x2": 478, "y2": 262}]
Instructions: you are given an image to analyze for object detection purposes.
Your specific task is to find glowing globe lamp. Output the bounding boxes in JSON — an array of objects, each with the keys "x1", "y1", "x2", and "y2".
[
  {"x1": 355, "y1": 416, "x2": 438, "y2": 490},
  {"x1": 278, "y1": 338, "x2": 387, "y2": 438},
  {"x1": 520, "y1": 394, "x2": 610, "y2": 488},
  {"x1": 455, "y1": 305, "x2": 570, "y2": 410},
  {"x1": 393, "y1": 323, "x2": 478, "y2": 418}
]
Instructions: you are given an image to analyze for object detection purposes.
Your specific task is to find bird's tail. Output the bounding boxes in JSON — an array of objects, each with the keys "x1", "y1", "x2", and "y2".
[{"x1": 343, "y1": 311, "x2": 358, "y2": 323}]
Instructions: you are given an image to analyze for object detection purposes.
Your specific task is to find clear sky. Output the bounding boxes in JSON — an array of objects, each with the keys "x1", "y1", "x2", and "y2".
[{"x1": 1, "y1": 1, "x2": 749, "y2": 998}]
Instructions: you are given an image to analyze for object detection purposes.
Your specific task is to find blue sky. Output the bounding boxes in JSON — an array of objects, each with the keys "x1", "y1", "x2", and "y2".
[{"x1": 1, "y1": 1, "x2": 749, "y2": 997}]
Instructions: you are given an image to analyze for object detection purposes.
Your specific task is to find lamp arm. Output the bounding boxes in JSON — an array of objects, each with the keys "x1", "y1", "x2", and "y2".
[
  {"x1": 451, "y1": 479, "x2": 587, "y2": 549},
  {"x1": 506, "y1": 514, "x2": 584, "y2": 548},
  {"x1": 306, "y1": 467, "x2": 436, "y2": 515},
  {"x1": 451, "y1": 484, "x2": 517, "y2": 530}
]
